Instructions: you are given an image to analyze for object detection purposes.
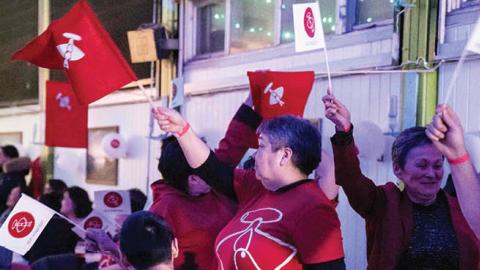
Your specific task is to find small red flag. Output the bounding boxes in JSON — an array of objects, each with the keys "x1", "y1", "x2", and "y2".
[
  {"x1": 12, "y1": 0, "x2": 138, "y2": 105},
  {"x1": 46, "y1": 80, "x2": 88, "y2": 148},
  {"x1": 247, "y1": 71, "x2": 314, "y2": 119}
]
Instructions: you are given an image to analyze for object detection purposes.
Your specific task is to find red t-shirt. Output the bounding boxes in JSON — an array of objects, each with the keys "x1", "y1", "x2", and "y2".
[
  {"x1": 214, "y1": 170, "x2": 344, "y2": 269},
  {"x1": 150, "y1": 181, "x2": 236, "y2": 270}
]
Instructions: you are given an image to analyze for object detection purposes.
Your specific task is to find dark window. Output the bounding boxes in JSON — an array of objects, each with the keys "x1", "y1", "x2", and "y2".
[
  {"x1": 196, "y1": 2, "x2": 226, "y2": 55},
  {"x1": 0, "y1": 1, "x2": 39, "y2": 107}
]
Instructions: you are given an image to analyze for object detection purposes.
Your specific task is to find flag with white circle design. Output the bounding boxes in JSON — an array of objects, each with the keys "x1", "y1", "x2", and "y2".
[
  {"x1": 293, "y1": 2, "x2": 325, "y2": 52},
  {"x1": 0, "y1": 194, "x2": 55, "y2": 255}
]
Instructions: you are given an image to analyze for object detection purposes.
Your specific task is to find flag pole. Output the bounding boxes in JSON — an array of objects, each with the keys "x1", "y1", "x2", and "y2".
[
  {"x1": 443, "y1": 48, "x2": 469, "y2": 104},
  {"x1": 323, "y1": 45, "x2": 333, "y2": 95},
  {"x1": 135, "y1": 81, "x2": 156, "y2": 109}
]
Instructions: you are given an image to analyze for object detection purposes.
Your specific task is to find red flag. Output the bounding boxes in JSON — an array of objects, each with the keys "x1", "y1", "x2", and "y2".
[
  {"x1": 248, "y1": 70, "x2": 315, "y2": 119},
  {"x1": 46, "y1": 80, "x2": 88, "y2": 148},
  {"x1": 12, "y1": 0, "x2": 138, "y2": 105}
]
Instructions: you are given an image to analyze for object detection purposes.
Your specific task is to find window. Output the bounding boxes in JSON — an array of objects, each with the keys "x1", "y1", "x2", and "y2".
[
  {"x1": 356, "y1": 0, "x2": 395, "y2": 25},
  {"x1": 87, "y1": 126, "x2": 119, "y2": 186},
  {"x1": 0, "y1": 1, "x2": 38, "y2": 107},
  {"x1": 197, "y1": 2, "x2": 226, "y2": 54},
  {"x1": 230, "y1": 0, "x2": 276, "y2": 53},
  {"x1": 280, "y1": 0, "x2": 337, "y2": 44}
]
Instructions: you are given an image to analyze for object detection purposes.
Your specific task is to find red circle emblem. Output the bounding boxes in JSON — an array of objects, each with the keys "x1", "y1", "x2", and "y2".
[
  {"x1": 84, "y1": 216, "x2": 103, "y2": 229},
  {"x1": 110, "y1": 139, "x2": 120, "y2": 149},
  {"x1": 103, "y1": 192, "x2": 123, "y2": 208},
  {"x1": 8, "y1": 211, "x2": 35, "y2": 238},
  {"x1": 303, "y1": 7, "x2": 316, "y2": 38}
]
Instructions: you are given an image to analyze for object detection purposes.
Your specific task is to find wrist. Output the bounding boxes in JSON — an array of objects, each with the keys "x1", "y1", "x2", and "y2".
[
  {"x1": 447, "y1": 152, "x2": 470, "y2": 165},
  {"x1": 336, "y1": 123, "x2": 351, "y2": 133},
  {"x1": 176, "y1": 122, "x2": 190, "y2": 137}
]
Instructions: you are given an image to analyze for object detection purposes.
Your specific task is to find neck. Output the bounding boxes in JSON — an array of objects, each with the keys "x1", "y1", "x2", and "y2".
[
  {"x1": 272, "y1": 170, "x2": 307, "y2": 191},
  {"x1": 405, "y1": 189, "x2": 437, "y2": 206}
]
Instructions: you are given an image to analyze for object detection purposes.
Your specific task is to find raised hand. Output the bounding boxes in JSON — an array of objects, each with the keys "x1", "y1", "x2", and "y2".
[
  {"x1": 322, "y1": 94, "x2": 352, "y2": 132},
  {"x1": 153, "y1": 107, "x2": 188, "y2": 136},
  {"x1": 425, "y1": 104, "x2": 467, "y2": 160}
]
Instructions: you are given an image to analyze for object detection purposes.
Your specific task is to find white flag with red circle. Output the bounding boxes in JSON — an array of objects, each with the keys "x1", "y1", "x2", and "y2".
[
  {"x1": 293, "y1": 2, "x2": 326, "y2": 52},
  {"x1": 94, "y1": 190, "x2": 131, "y2": 220},
  {"x1": 0, "y1": 194, "x2": 55, "y2": 255},
  {"x1": 80, "y1": 209, "x2": 118, "y2": 237}
]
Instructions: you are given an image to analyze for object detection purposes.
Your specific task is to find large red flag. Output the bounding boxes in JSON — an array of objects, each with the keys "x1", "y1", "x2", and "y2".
[
  {"x1": 46, "y1": 80, "x2": 88, "y2": 148},
  {"x1": 12, "y1": 0, "x2": 138, "y2": 105},
  {"x1": 248, "y1": 70, "x2": 314, "y2": 119}
]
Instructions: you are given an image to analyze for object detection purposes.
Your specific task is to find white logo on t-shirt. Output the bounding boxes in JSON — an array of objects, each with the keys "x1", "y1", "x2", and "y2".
[{"x1": 216, "y1": 208, "x2": 297, "y2": 270}]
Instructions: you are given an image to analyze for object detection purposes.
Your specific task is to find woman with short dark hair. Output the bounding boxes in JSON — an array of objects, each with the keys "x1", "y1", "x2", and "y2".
[
  {"x1": 60, "y1": 186, "x2": 92, "y2": 224},
  {"x1": 323, "y1": 94, "x2": 479, "y2": 269},
  {"x1": 154, "y1": 106, "x2": 345, "y2": 269}
]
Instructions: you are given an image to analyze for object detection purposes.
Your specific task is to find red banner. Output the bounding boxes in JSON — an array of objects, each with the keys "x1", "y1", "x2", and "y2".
[{"x1": 46, "y1": 80, "x2": 88, "y2": 148}]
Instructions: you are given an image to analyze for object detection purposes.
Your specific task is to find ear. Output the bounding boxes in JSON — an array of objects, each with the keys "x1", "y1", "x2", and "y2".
[
  {"x1": 279, "y1": 147, "x2": 293, "y2": 166},
  {"x1": 171, "y1": 238, "x2": 179, "y2": 259},
  {"x1": 393, "y1": 163, "x2": 403, "y2": 179}
]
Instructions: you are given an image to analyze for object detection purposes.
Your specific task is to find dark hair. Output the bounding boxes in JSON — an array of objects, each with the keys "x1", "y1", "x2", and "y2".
[
  {"x1": 242, "y1": 153, "x2": 256, "y2": 170},
  {"x1": 258, "y1": 115, "x2": 321, "y2": 175},
  {"x1": 65, "y1": 186, "x2": 92, "y2": 218},
  {"x1": 391, "y1": 127, "x2": 433, "y2": 169},
  {"x1": 120, "y1": 211, "x2": 174, "y2": 269},
  {"x1": 47, "y1": 179, "x2": 67, "y2": 195},
  {"x1": 129, "y1": 188, "x2": 147, "y2": 212},
  {"x1": 1, "y1": 145, "x2": 19, "y2": 159},
  {"x1": 39, "y1": 193, "x2": 63, "y2": 212},
  {"x1": 157, "y1": 137, "x2": 192, "y2": 193}
]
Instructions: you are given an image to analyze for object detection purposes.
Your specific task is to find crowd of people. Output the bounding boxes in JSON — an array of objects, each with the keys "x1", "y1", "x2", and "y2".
[{"x1": 0, "y1": 92, "x2": 478, "y2": 270}]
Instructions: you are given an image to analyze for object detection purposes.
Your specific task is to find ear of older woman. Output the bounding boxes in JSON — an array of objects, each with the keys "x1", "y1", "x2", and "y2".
[{"x1": 426, "y1": 104, "x2": 480, "y2": 239}]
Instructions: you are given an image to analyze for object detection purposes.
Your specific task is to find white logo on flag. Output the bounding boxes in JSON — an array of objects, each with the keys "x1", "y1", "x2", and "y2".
[
  {"x1": 56, "y1": 32, "x2": 85, "y2": 69},
  {"x1": 264, "y1": 82, "x2": 285, "y2": 106},
  {"x1": 56, "y1": 93, "x2": 72, "y2": 111},
  {"x1": 0, "y1": 194, "x2": 55, "y2": 255}
]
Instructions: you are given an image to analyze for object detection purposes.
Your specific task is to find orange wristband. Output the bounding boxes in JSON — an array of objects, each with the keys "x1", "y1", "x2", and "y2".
[
  {"x1": 447, "y1": 153, "x2": 470, "y2": 165},
  {"x1": 177, "y1": 123, "x2": 190, "y2": 137}
]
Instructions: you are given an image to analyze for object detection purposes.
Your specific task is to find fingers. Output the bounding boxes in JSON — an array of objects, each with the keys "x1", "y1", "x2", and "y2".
[{"x1": 426, "y1": 123, "x2": 445, "y2": 141}]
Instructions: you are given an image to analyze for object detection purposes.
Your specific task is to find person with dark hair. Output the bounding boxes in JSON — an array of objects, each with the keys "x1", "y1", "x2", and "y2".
[
  {"x1": 39, "y1": 192, "x2": 63, "y2": 212},
  {"x1": 0, "y1": 145, "x2": 30, "y2": 214},
  {"x1": 61, "y1": 186, "x2": 92, "y2": 224},
  {"x1": 150, "y1": 97, "x2": 258, "y2": 270},
  {"x1": 129, "y1": 188, "x2": 147, "y2": 213},
  {"x1": 44, "y1": 179, "x2": 68, "y2": 195},
  {"x1": 120, "y1": 211, "x2": 178, "y2": 270},
  {"x1": 154, "y1": 105, "x2": 345, "y2": 269},
  {"x1": 323, "y1": 94, "x2": 479, "y2": 269}
]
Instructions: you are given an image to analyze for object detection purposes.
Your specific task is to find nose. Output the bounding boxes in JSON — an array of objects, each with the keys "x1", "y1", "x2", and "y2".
[{"x1": 424, "y1": 166, "x2": 437, "y2": 178}]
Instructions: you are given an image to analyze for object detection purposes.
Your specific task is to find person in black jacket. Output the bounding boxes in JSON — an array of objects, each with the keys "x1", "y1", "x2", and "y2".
[{"x1": 0, "y1": 146, "x2": 30, "y2": 215}]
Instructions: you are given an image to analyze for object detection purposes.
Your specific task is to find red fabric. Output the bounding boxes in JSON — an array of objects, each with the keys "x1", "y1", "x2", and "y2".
[
  {"x1": 248, "y1": 71, "x2": 314, "y2": 119},
  {"x1": 12, "y1": 0, "x2": 137, "y2": 105},
  {"x1": 214, "y1": 171, "x2": 344, "y2": 269},
  {"x1": 45, "y1": 80, "x2": 88, "y2": 148},
  {"x1": 150, "y1": 182, "x2": 236, "y2": 270},
  {"x1": 332, "y1": 138, "x2": 480, "y2": 270},
  {"x1": 29, "y1": 157, "x2": 44, "y2": 199}
]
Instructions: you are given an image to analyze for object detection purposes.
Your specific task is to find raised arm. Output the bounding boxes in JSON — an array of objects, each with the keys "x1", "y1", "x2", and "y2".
[
  {"x1": 323, "y1": 94, "x2": 385, "y2": 218},
  {"x1": 426, "y1": 104, "x2": 480, "y2": 239},
  {"x1": 215, "y1": 94, "x2": 261, "y2": 167},
  {"x1": 314, "y1": 150, "x2": 339, "y2": 201},
  {"x1": 154, "y1": 107, "x2": 236, "y2": 199}
]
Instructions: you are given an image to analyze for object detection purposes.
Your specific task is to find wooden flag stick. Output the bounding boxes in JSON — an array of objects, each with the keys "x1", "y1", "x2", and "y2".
[
  {"x1": 323, "y1": 45, "x2": 333, "y2": 95},
  {"x1": 135, "y1": 81, "x2": 156, "y2": 109}
]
